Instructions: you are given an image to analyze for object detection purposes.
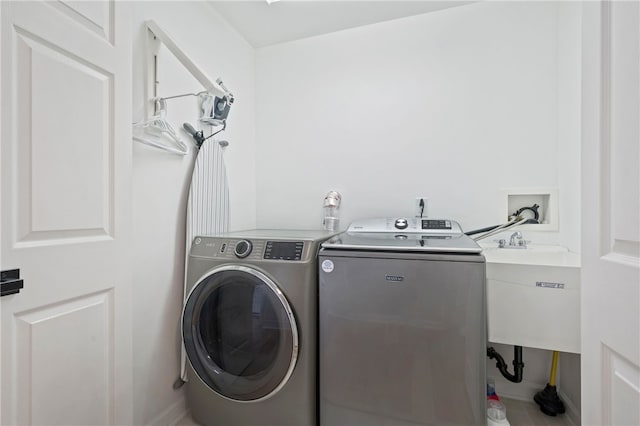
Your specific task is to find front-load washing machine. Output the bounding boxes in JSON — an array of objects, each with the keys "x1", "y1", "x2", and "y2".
[{"x1": 182, "y1": 230, "x2": 334, "y2": 426}]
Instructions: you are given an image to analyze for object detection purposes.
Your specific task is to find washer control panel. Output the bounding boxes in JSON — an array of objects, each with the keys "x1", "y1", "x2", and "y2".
[
  {"x1": 348, "y1": 218, "x2": 462, "y2": 235},
  {"x1": 421, "y1": 219, "x2": 452, "y2": 230},
  {"x1": 324, "y1": 218, "x2": 481, "y2": 253},
  {"x1": 190, "y1": 237, "x2": 309, "y2": 261},
  {"x1": 394, "y1": 218, "x2": 409, "y2": 229},
  {"x1": 264, "y1": 241, "x2": 304, "y2": 261},
  {"x1": 234, "y1": 240, "x2": 253, "y2": 258}
]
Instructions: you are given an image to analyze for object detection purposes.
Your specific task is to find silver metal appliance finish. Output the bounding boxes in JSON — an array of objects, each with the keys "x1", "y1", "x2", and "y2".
[
  {"x1": 346, "y1": 217, "x2": 462, "y2": 234},
  {"x1": 322, "y1": 217, "x2": 483, "y2": 253},
  {"x1": 319, "y1": 218, "x2": 486, "y2": 426},
  {"x1": 183, "y1": 229, "x2": 334, "y2": 426}
]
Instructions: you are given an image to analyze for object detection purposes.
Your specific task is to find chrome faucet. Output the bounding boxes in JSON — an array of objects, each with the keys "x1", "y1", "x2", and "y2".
[
  {"x1": 496, "y1": 232, "x2": 528, "y2": 249},
  {"x1": 509, "y1": 231, "x2": 522, "y2": 246},
  {"x1": 508, "y1": 231, "x2": 528, "y2": 249}
]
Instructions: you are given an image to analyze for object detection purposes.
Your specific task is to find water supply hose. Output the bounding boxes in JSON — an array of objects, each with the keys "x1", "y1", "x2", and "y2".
[
  {"x1": 470, "y1": 217, "x2": 528, "y2": 242},
  {"x1": 465, "y1": 224, "x2": 503, "y2": 237},
  {"x1": 511, "y1": 204, "x2": 540, "y2": 222},
  {"x1": 466, "y1": 204, "x2": 541, "y2": 241}
]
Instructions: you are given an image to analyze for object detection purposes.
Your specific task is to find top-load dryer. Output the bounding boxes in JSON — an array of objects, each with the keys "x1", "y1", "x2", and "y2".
[
  {"x1": 182, "y1": 229, "x2": 334, "y2": 426},
  {"x1": 319, "y1": 218, "x2": 486, "y2": 426}
]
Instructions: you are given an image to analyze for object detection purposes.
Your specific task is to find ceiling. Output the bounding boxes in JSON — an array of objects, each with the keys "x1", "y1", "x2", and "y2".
[{"x1": 208, "y1": 1, "x2": 475, "y2": 48}]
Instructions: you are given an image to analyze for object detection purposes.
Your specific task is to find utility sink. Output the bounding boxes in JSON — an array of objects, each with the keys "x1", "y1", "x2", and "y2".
[
  {"x1": 480, "y1": 244, "x2": 581, "y2": 353},
  {"x1": 482, "y1": 244, "x2": 580, "y2": 267}
]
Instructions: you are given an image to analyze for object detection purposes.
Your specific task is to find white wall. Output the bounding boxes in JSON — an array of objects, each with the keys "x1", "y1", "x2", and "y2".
[
  {"x1": 255, "y1": 1, "x2": 581, "y2": 251},
  {"x1": 255, "y1": 1, "x2": 582, "y2": 418},
  {"x1": 131, "y1": 2, "x2": 256, "y2": 424}
]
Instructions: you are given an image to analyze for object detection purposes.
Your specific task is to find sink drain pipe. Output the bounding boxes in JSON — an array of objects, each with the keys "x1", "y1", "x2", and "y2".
[{"x1": 487, "y1": 346, "x2": 524, "y2": 383}]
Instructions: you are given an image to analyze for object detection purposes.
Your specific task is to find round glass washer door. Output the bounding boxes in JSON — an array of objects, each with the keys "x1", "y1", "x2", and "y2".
[{"x1": 182, "y1": 265, "x2": 299, "y2": 402}]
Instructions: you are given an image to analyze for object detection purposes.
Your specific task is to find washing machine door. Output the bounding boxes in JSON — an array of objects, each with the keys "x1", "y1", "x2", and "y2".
[{"x1": 182, "y1": 265, "x2": 298, "y2": 402}]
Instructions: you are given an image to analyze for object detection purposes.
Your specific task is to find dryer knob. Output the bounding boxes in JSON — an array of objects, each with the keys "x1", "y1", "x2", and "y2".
[
  {"x1": 234, "y1": 240, "x2": 253, "y2": 258},
  {"x1": 394, "y1": 218, "x2": 409, "y2": 230}
]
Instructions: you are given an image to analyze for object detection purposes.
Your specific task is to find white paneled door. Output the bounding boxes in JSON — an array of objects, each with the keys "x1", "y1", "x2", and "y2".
[
  {"x1": 582, "y1": 2, "x2": 640, "y2": 425},
  {"x1": 0, "y1": 1, "x2": 132, "y2": 425}
]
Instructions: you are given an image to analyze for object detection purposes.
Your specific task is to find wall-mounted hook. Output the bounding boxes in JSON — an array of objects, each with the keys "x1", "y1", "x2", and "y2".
[
  {"x1": 183, "y1": 123, "x2": 206, "y2": 149},
  {"x1": 183, "y1": 121, "x2": 228, "y2": 150}
]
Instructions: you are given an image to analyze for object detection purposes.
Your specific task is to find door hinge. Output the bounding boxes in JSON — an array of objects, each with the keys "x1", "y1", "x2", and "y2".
[{"x1": 1, "y1": 269, "x2": 24, "y2": 297}]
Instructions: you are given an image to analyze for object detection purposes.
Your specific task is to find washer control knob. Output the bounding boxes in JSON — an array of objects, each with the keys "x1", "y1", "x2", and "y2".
[
  {"x1": 394, "y1": 218, "x2": 409, "y2": 230},
  {"x1": 234, "y1": 240, "x2": 253, "y2": 258}
]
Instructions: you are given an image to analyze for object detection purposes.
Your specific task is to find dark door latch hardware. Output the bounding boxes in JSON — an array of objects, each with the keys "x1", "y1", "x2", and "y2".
[{"x1": 1, "y1": 269, "x2": 24, "y2": 297}]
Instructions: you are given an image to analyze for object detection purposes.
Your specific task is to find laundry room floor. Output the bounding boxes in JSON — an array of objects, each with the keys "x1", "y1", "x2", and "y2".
[
  {"x1": 174, "y1": 413, "x2": 198, "y2": 426},
  {"x1": 174, "y1": 399, "x2": 575, "y2": 426},
  {"x1": 502, "y1": 398, "x2": 574, "y2": 426}
]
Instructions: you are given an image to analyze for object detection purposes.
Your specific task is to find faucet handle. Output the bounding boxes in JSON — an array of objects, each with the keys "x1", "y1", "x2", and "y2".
[{"x1": 494, "y1": 238, "x2": 507, "y2": 248}]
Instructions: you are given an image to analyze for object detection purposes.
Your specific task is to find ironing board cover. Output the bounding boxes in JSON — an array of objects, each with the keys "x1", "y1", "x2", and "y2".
[{"x1": 181, "y1": 138, "x2": 229, "y2": 381}]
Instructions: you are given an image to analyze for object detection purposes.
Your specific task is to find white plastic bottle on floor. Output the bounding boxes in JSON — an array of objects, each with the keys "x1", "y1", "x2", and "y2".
[
  {"x1": 487, "y1": 399, "x2": 510, "y2": 426},
  {"x1": 487, "y1": 380, "x2": 510, "y2": 426}
]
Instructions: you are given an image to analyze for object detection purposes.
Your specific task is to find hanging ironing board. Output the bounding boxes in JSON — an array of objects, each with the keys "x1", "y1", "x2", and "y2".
[
  {"x1": 181, "y1": 137, "x2": 229, "y2": 382},
  {"x1": 143, "y1": 19, "x2": 234, "y2": 385}
]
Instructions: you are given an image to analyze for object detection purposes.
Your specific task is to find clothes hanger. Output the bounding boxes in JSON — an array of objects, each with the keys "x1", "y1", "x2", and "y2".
[{"x1": 132, "y1": 99, "x2": 189, "y2": 155}]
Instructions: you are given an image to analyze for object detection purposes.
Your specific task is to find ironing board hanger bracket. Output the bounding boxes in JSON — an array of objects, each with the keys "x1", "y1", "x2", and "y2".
[
  {"x1": 157, "y1": 91, "x2": 208, "y2": 102},
  {"x1": 145, "y1": 20, "x2": 230, "y2": 103},
  {"x1": 135, "y1": 20, "x2": 234, "y2": 155}
]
